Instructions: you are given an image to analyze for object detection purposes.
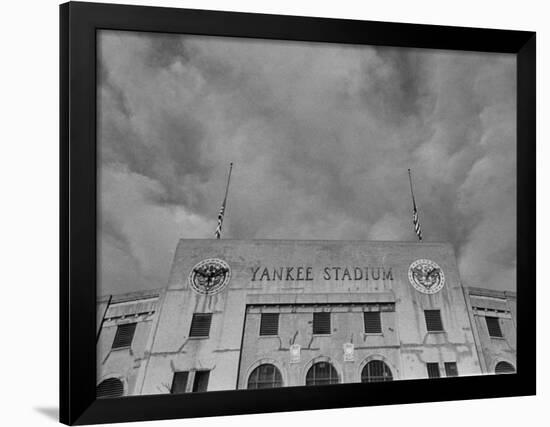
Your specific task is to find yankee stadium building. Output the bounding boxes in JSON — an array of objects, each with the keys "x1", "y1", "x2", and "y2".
[{"x1": 96, "y1": 239, "x2": 516, "y2": 398}]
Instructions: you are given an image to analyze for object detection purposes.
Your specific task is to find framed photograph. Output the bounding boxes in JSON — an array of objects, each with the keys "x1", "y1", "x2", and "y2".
[{"x1": 60, "y1": 1, "x2": 536, "y2": 425}]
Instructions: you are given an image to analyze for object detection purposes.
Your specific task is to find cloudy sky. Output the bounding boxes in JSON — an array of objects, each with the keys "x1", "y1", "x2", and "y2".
[{"x1": 98, "y1": 30, "x2": 516, "y2": 296}]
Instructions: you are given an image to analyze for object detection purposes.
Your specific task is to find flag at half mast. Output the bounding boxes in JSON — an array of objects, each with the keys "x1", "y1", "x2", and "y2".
[
  {"x1": 215, "y1": 162, "x2": 234, "y2": 239},
  {"x1": 408, "y1": 169, "x2": 423, "y2": 241}
]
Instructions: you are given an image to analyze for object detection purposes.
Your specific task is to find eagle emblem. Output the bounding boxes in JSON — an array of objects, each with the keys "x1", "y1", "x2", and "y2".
[
  {"x1": 188, "y1": 258, "x2": 231, "y2": 295},
  {"x1": 408, "y1": 259, "x2": 445, "y2": 294}
]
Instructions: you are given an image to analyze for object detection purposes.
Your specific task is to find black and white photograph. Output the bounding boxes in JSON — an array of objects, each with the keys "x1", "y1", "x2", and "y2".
[
  {"x1": 1, "y1": 0, "x2": 543, "y2": 426},
  {"x1": 96, "y1": 30, "x2": 518, "y2": 398}
]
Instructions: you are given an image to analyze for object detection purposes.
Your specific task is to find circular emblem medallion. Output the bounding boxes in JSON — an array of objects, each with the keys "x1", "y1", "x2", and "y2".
[
  {"x1": 188, "y1": 258, "x2": 231, "y2": 295},
  {"x1": 408, "y1": 259, "x2": 445, "y2": 294}
]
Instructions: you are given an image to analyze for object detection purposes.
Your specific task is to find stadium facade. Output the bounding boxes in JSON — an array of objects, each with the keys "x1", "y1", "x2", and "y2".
[{"x1": 96, "y1": 239, "x2": 516, "y2": 398}]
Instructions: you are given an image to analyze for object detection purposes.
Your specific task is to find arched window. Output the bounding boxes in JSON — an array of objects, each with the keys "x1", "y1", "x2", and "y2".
[
  {"x1": 361, "y1": 360, "x2": 393, "y2": 383},
  {"x1": 96, "y1": 378, "x2": 124, "y2": 398},
  {"x1": 495, "y1": 361, "x2": 516, "y2": 374},
  {"x1": 306, "y1": 361, "x2": 339, "y2": 386},
  {"x1": 247, "y1": 364, "x2": 283, "y2": 389}
]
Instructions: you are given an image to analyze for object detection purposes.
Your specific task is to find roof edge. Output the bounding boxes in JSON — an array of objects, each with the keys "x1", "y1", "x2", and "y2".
[
  {"x1": 467, "y1": 286, "x2": 517, "y2": 299},
  {"x1": 97, "y1": 288, "x2": 164, "y2": 304}
]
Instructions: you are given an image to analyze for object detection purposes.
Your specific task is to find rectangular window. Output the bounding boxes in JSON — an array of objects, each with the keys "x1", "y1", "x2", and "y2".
[
  {"x1": 485, "y1": 316, "x2": 503, "y2": 338},
  {"x1": 424, "y1": 310, "x2": 444, "y2": 332},
  {"x1": 189, "y1": 313, "x2": 212, "y2": 338},
  {"x1": 192, "y1": 370, "x2": 210, "y2": 392},
  {"x1": 170, "y1": 371, "x2": 189, "y2": 394},
  {"x1": 260, "y1": 313, "x2": 279, "y2": 336},
  {"x1": 111, "y1": 322, "x2": 137, "y2": 349},
  {"x1": 444, "y1": 362, "x2": 459, "y2": 377},
  {"x1": 427, "y1": 363, "x2": 440, "y2": 378},
  {"x1": 312, "y1": 312, "x2": 331, "y2": 335},
  {"x1": 364, "y1": 311, "x2": 382, "y2": 334}
]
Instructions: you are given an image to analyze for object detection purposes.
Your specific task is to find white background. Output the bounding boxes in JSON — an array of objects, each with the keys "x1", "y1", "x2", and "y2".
[{"x1": 0, "y1": 0, "x2": 546, "y2": 425}]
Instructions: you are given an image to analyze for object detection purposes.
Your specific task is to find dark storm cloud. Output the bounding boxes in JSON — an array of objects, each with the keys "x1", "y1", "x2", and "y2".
[
  {"x1": 98, "y1": 31, "x2": 516, "y2": 295},
  {"x1": 145, "y1": 34, "x2": 192, "y2": 68},
  {"x1": 360, "y1": 48, "x2": 434, "y2": 124}
]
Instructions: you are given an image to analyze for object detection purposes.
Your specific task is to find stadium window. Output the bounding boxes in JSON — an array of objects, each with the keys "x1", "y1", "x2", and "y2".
[
  {"x1": 361, "y1": 360, "x2": 393, "y2": 382},
  {"x1": 426, "y1": 363, "x2": 441, "y2": 378},
  {"x1": 306, "y1": 361, "x2": 339, "y2": 386},
  {"x1": 192, "y1": 370, "x2": 210, "y2": 392},
  {"x1": 485, "y1": 316, "x2": 503, "y2": 338},
  {"x1": 247, "y1": 364, "x2": 283, "y2": 389},
  {"x1": 170, "y1": 371, "x2": 189, "y2": 394},
  {"x1": 444, "y1": 362, "x2": 458, "y2": 377}
]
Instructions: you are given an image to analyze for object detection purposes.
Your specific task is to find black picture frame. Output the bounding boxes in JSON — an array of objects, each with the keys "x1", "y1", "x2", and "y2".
[{"x1": 60, "y1": 1, "x2": 536, "y2": 425}]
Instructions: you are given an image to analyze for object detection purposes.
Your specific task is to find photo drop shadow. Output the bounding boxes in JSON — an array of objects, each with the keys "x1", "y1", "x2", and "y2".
[{"x1": 34, "y1": 407, "x2": 59, "y2": 422}]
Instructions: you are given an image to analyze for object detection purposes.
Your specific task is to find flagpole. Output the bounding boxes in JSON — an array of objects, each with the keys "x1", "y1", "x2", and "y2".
[
  {"x1": 408, "y1": 169, "x2": 417, "y2": 209},
  {"x1": 408, "y1": 169, "x2": 423, "y2": 241},
  {"x1": 222, "y1": 162, "x2": 233, "y2": 207},
  {"x1": 215, "y1": 162, "x2": 233, "y2": 239}
]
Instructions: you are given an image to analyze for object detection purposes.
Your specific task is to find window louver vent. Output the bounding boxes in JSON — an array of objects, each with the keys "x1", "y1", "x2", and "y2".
[
  {"x1": 364, "y1": 312, "x2": 382, "y2": 334},
  {"x1": 424, "y1": 310, "x2": 444, "y2": 332},
  {"x1": 189, "y1": 313, "x2": 212, "y2": 337},
  {"x1": 260, "y1": 313, "x2": 279, "y2": 336},
  {"x1": 112, "y1": 323, "x2": 137, "y2": 349},
  {"x1": 312, "y1": 312, "x2": 331, "y2": 335},
  {"x1": 495, "y1": 361, "x2": 515, "y2": 374},
  {"x1": 97, "y1": 378, "x2": 124, "y2": 398}
]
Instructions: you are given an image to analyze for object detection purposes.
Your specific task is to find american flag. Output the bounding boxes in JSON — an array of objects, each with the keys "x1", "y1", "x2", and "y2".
[
  {"x1": 215, "y1": 163, "x2": 233, "y2": 240},
  {"x1": 214, "y1": 203, "x2": 225, "y2": 239},
  {"x1": 408, "y1": 169, "x2": 423, "y2": 241},
  {"x1": 412, "y1": 205, "x2": 423, "y2": 241}
]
